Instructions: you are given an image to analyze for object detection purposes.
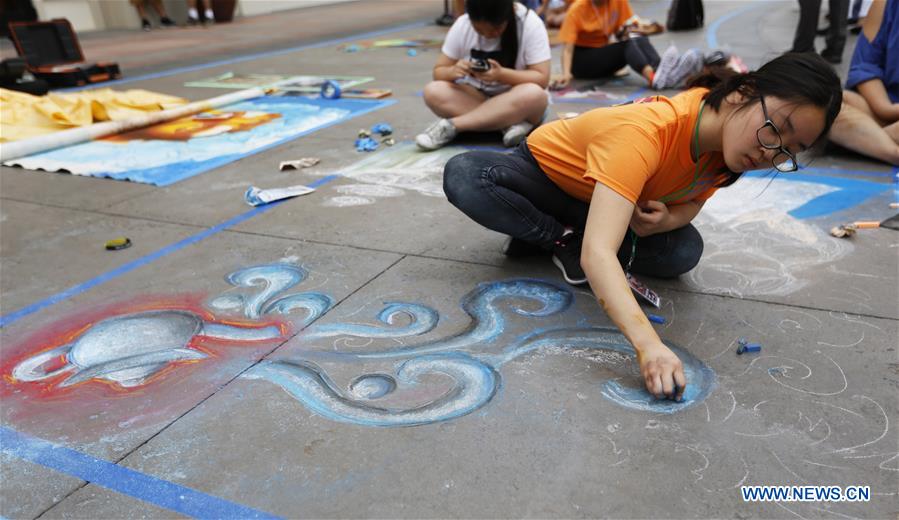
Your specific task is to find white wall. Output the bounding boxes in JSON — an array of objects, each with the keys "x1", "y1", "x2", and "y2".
[
  {"x1": 32, "y1": 0, "x2": 104, "y2": 32},
  {"x1": 31, "y1": 0, "x2": 359, "y2": 31},
  {"x1": 236, "y1": 0, "x2": 356, "y2": 17}
]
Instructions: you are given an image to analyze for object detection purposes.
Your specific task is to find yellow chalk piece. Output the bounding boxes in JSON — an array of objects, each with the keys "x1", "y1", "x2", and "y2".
[{"x1": 105, "y1": 237, "x2": 132, "y2": 250}]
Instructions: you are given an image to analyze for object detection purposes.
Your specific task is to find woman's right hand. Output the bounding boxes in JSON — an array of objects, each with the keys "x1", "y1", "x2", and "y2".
[
  {"x1": 549, "y1": 73, "x2": 572, "y2": 90},
  {"x1": 450, "y1": 59, "x2": 473, "y2": 80},
  {"x1": 635, "y1": 341, "x2": 686, "y2": 401}
]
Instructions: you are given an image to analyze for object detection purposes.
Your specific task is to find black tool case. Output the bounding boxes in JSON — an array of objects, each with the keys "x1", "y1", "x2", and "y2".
[{"x1": 7, "y1": 18, "x2": 121, "y2": 88}]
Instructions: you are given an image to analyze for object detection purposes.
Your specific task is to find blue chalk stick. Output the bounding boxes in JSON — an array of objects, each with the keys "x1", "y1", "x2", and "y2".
[{"x1": 648, "y1": 314, "x2": 666, "y2": 324}]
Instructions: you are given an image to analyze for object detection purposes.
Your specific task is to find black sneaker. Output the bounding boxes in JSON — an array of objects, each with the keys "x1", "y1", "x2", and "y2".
[
  {"x1": 435, "y1": 13, "x2": 455, "y2": 26},
  {"x1": 141, "y1": 18, "x2": 152, "y2": 31},
  {"x1": 187, "y1": 16, "x2": 200, "y2": 26},
  {"x1": 501, "y1": 236, "x2": 549, "y2": 257},
  {"x1": 160, "y1": 16, "x2": 176, "y2": 27},
  {"x1": 551, "y1": 231, "x2": 587, "y2": 285}
]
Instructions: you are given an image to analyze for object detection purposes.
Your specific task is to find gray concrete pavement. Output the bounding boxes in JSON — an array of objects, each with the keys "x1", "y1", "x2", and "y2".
[{"x1": 1, "y1": 1, "x2": 897, "y2": 518}]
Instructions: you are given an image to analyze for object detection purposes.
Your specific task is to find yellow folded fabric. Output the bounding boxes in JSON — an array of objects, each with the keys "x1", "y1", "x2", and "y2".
[{"x1": 0, "y1": 88, "x2": 187, "y2": 142}]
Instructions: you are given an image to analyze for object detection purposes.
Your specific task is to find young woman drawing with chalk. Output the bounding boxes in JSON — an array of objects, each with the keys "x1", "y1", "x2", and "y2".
[{"x1": 443, "y1": 53, "x2": 842, "y2": 401}]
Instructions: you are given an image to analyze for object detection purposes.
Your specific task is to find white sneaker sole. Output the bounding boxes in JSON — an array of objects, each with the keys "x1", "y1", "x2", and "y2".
[
  {"x1": 415, "y1": 135, "x2": 441, "y2": 151},
  {"x1": 552, "y1": 255, "x2": 588, "y2": 285}
]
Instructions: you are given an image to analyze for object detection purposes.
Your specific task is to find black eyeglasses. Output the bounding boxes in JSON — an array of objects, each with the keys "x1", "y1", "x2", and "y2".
[{"x1": 757, "y1": 96, "x2": 799, "y2": 172}]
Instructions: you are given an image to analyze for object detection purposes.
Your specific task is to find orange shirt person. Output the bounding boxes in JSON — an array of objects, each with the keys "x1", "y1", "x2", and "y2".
[
  {"x1": 443, "y1": 53, "x2": 842, "y2": 401},
  {"x1": 551, "y1": 0, "x2": 673, "y2": 90}
]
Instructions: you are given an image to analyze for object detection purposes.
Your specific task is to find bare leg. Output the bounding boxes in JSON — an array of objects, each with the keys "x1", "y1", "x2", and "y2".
[
  {"x1": 148, "y1": 0, "x2": 168, "y2": 17},
  {"x1": 829, "y1": 102, "x2": 899, "y2": 165},
  {"x1": 885, "y1": 120, "x2": 899, "y2": 144},
  {"x1": 842, "y1": 89, "x2": 882, "y2": 121},
  {"x1": 134, "y1": 2, "x2": 149, "y2": 19},
  {"x1": 450, "y1": 83, "x2": 549, "y2": 132},
  {"x1": 422, "y1": 81, "x2": 488, "y2": 119}
]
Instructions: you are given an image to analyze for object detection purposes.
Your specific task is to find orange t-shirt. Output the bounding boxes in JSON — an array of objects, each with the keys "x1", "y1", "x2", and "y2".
[
  {"x1": 527, "y1": 88, "x2": 729, "y2": 205},
  {"x1": 558, "y1": 0, "x2": 634, "y2": 48}
]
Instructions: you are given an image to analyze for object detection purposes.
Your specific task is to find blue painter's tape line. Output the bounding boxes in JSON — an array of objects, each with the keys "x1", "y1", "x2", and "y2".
[
  {"x1": 0, "y1": 427, "x2": 280, "y2": 519},
  {"x1": 0, "y1": 175, "x2": 340, "y2": 328},
  {"x1": 59, "y1": 20, "x2": 430, "y2": 92},
  {"x1": 707, "y1": 3, "x2": 763, "y2": 49}
]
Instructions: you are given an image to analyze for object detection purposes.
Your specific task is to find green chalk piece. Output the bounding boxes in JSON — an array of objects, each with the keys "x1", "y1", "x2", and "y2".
[{"x1": 105, "y1": 237, "x2": 132, "y2": 251}]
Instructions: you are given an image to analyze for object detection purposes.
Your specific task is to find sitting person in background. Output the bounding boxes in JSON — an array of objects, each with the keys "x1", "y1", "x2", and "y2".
[
  {"x1": 550, "y1": 0, "x2": 687, "y2": 90},
  {"x1": 416, "y1": 0, "x2": 551, "y2": 150},
  {"x1": 828, "y1": 0, "x2": 898, "y2": 165},
  {"x1": 537, "y1": 0, "x2": 572, "y2": 27},
  {"x1": 131, "y1": 0, "x2": 176, "y2": 31}
]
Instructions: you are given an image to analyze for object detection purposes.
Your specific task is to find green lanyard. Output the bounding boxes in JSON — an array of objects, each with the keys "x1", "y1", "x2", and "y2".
[
  {"x1": 659, "y1": 101, "x2": 708, "y2": 204},
  {"x1": 627, "y1": 101, "x2": 708, "y2": 271}
]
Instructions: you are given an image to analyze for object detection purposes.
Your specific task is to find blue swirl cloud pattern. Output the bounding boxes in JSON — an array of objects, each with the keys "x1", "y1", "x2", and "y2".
[
  {"x1": 245, "y1": 278, "x2": 716, "y2": 426},
  {"x1": 244, "y1": 353, "x2": 499, "y2": 427},
  {"x1": 209, "y1": 264, "x2": 332, "y2": 327}
]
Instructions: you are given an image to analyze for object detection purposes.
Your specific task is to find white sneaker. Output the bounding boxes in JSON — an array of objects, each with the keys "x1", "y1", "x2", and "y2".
[
  {"x1": 668, "y1": 48, "x2": 704, "y2": 88},
  {"x1": 501, "y1": 121, "x2": 534, "y2": 147},
  {"x1": 652, "y1": 45, "x2": 680, "y2": 90},
  {"x1": 415, "y1": 119, "x2": 457, "y2": 150}
]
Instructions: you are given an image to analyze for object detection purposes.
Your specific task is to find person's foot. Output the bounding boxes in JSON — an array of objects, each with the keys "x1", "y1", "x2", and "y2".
[
  {"x1": 204, "y1": 10, "x2": 215, "y2": 23},
  {"x1": 415, "y1": 119, "x2": 457, "y2": 150},
  {"x1": 704, "y1": 50, "x2": 729, "y2": 66},
  {"x1": 187, "y1": 16, "x2": 200, "y2": 25},
  {"x1": 668, "y1": 48, "x2": 704, "y2": 88},
  {"x1": 551, "y1": 230, "x2": 587, "y2": 285},
  {"x1": 502, "y1": 121, "x2": 534, "y2": 147},
  {"x1": 502, "y1": 236, "x2": 548, "y2": 257},
  {"x1": 159, "y1": 16, "x2": 176, "y2": 27},
  {"x1": 820, "y1": 48, "x2": 842, "y2": 64},
  {"x1": 141, "y1": 18, "x2": 152, "y2": 31},
  {"x1": 652, "y1": 45, "x2": 680, "y2": 90}
]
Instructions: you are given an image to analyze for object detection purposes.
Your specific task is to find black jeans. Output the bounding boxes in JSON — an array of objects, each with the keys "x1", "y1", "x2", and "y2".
[
  {"x1": 443, "y1": 141, "x2": 704, "y2": 278},
  {"x1": 571, "y1": 37, "x2": 661, "y2": 79}
]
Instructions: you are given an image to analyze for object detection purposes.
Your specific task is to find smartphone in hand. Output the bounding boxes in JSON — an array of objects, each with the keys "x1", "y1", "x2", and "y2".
[{"x1": 470, "y1": 58, "x2": 490, "y2": 72}]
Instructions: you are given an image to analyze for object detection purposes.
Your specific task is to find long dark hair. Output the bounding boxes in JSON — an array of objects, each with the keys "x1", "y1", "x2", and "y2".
[
  {"x1": 687, "y1": 52, "x2": 843, "y2": 186},
  {"x1": 466, "y1": 0, "x2": 519, "y2": 68}
]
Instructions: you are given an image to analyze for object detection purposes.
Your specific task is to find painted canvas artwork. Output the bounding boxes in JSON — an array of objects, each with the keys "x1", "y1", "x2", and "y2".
[
  {"x1": 184, "y1": 72, "x2": 373, "y2": 92},
  {"x1": 5, "y1": 97, "x2": 393, "y2": 186}
]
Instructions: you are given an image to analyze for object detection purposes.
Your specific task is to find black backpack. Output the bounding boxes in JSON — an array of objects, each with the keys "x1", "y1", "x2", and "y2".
[{"x1": 666, "y1": 0, "x2": 704, "y2": 31}]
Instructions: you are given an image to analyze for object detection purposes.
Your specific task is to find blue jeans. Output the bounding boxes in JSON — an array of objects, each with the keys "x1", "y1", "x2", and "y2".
[{"x1": 443, "y1": 141, "x2": 704, "y2": 278}]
